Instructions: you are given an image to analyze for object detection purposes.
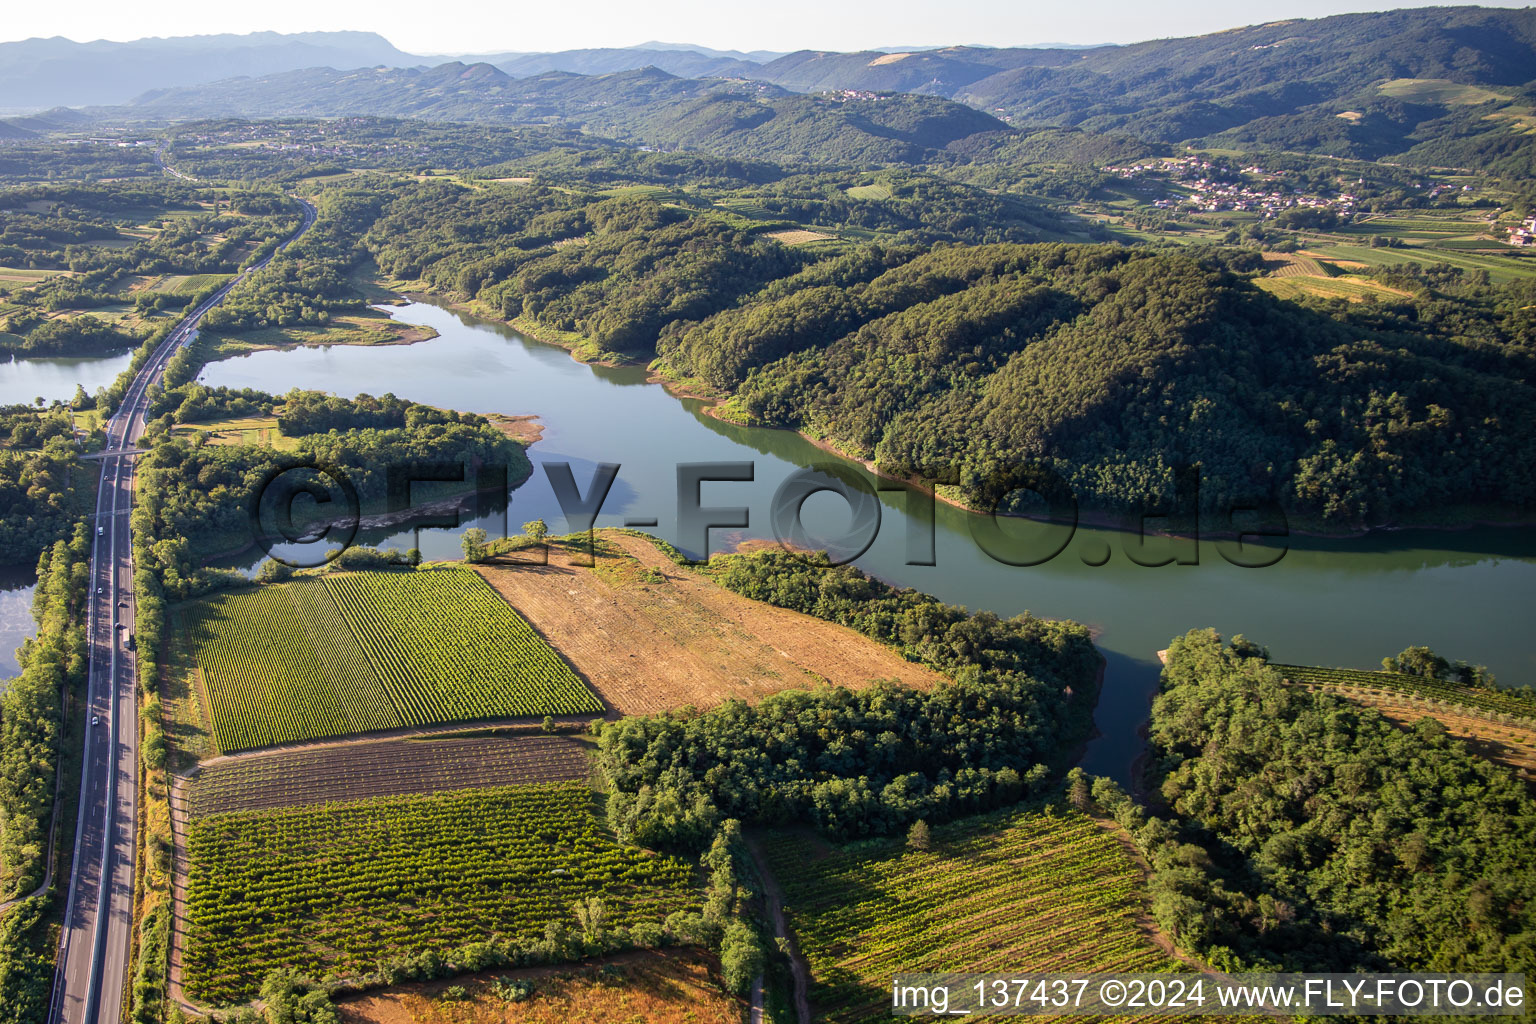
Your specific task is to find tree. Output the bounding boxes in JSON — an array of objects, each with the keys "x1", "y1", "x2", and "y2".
[
  {"x1": 1383, "y1": 645, "x2": 1449, "y2": 679},
  {"x1": 907, "y1": 818, "x2": 932, "y2": 851},
  {"x1": 719, "y1": 920, "x2": 764, "y2": 995},
  {"x1": 522, "y1": 518, "x2": 548, "y2": 544},
  {"x1": 571, "y1": 896, "x2": 608, "y2": 943},
  {"x1": 1066, "y1": 767, "x2": 1091, "y2": 812},
  {"x1": 460, "y1": 527, "x2": 488, "y2": 563},
  {"x1": 256, "y1": 558, "x2": 294, "y2": 583}
]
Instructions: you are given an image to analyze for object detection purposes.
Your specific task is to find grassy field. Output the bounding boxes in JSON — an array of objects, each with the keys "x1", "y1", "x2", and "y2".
[
  {"x1": 171, "y1": 415, "x2": 297, "y2": 451},
  {"x1": 0, "y1": 266, "x2": 69, "y2": 284},
  {"x1": 1304, "y1": 241, "x2": 1536, "y2": 284},
  {"x1": 146, "y1": 272, "x2": 231, "y2": 296},
  {"x1": 1377, "y1": 78, "x2": 1514, "y2": 106},
  {"x1": 337, "y1": 950, "x2": 742, "y2": 1024},
  {"x1": 1253, "y1": 275, "x2": 1411, "y2": 302},
  {"x1": 475, "y1": 532, "x2": 943, "y2": 715},
  {"x1": 207, "y1": 310, "x2": 437, "y2": 357},
  {"x1": 763, "y1": 803, "x2": 1176, "y2": 1024},
  {"x1": 186, "y1": 734, "x2": 593, "y2": 817},
  {"x1": 182, "y1": 568, "x2": 602, "y2": 752},
  {"x1": 183, "y1": 782, "x2": 698, "y2": 1004},
  {"x1": 845, "y1": 184, "x2": 894, "y2": 200}
]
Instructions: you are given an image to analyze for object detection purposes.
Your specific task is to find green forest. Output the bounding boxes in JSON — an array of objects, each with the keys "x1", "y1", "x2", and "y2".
[
  {"x1": 360, "y1": 178, "x2": 1536, "y2": 527},
  {"x1": 1096, "y1": 629, "x2": 1536, "y2": 973}
]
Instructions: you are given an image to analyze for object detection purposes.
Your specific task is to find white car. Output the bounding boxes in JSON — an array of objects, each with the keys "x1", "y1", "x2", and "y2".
[{"x1": 91, "y1": 715, "x2": 100, "y2": 727}]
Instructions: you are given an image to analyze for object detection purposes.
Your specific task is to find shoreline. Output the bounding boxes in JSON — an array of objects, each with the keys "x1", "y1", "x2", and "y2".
[{"x1": 379, "y1": 285, "x2": 1536, "y2": 543}]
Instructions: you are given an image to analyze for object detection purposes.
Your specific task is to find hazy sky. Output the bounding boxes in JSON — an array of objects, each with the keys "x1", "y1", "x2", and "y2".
[{"x1": 4, "y1": 0, "x2": 1528, "y2": 54}]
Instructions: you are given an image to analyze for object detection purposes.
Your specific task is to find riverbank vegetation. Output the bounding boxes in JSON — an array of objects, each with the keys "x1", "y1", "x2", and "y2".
[{"x1": 131, "y1": 396, "x2": 528, "y2": 595}]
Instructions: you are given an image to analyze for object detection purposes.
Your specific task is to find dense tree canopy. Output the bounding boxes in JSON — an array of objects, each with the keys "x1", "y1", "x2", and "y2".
[{"x1": 1125, "y1": 629, "x2": 1536, "y2": 973}]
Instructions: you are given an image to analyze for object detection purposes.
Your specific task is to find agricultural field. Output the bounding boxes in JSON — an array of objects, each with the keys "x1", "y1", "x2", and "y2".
[
  {"x1": 183, "y1": 782, "x2": 698, "y2": 1004},
  {"x1": 474, "y1": 531, "x2": 944, "y2": 715},
  {"x1": 1304, "y1": 240, "x2": 1536, "y2": 284},
  {"x1": 1377, "y1": 78, "x2": 1514, "y2": 106},
  {"x1": 1274, "y1": 664, "x2": 1536, "y2": 721},
  {"x1": 1253, "y1": 275, "x2": 1412, "y2": 303},
  {"x1": 337, "y1": 950, "x2": 743, "y2": 1024},
  {"x1": 766, "y1": 228, "x2": 837, "y2": 246},
  {"x1": 1276, "y1": 663, "x2": 1536, "y2": 784},
  {"x1": 762, "y1": 804, "x2": 1177, "y2": 1024},
  {"x1": 186, "y1": 734, "x2": 593, "y2": 817},
  {"x1": 171, "y1": 415, "x2": 295, "y2": 450},
  {"x1": 181, "y1": 567, "x2": 602, "y2": 752},
  {"x1": 327, "y1": 568, "x2": 601, "y2": 724}
]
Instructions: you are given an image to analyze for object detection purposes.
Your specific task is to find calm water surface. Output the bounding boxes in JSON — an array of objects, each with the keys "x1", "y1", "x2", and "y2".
[
  {"x1": 0, "y1": 351, "x2": 134, "y2": 406},
  {"x1": 0, "y1": 566, "x2": 37, "y2": 683},
  {"x1": 184, "y1": 300, "x2": 1536, "y2": 781}
]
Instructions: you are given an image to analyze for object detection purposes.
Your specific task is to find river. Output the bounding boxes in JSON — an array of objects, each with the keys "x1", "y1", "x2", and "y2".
[{"x1": 181, "y1": 299, "x2": 1536, "y2": 782}]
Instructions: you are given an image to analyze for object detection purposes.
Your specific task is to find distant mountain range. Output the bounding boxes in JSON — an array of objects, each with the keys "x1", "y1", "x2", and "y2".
[
  {"x1": 0, "y1": 31, "x2": 415, "y2": 110},
  {"x1": 5, "y1": 8, "x2": 1535, "y2": 170},
  {"x1": 128, "y1": 64, "x2": 1007, "y2": 165}
]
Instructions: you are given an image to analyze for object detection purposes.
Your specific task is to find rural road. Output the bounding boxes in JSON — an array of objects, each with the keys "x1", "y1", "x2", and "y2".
[{"x1": 47, "y1": 193, "x2": 316, "y2": 1024}]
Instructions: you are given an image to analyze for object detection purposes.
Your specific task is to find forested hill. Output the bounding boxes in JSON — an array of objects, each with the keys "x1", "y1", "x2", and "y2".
[
  {"x1": 0, "y1": 31, "x2": 414, "y2": 110},
  {"x1": 752, "y1": 7, "x2": 1536, "y2": 158},
  {"x1": 128, "y1": 64, "x2": 1007, "y2": 165},
  {"x1": 362, "y1": 181, "x2": 1536, "y2": 529},
  {"x1": 87, "y1": 7, "x2": 1536, "y2": 168}
]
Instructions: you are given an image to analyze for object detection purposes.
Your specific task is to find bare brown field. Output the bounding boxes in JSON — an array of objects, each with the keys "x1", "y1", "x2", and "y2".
[
  {"x1": 337, "y1": 950, "x2": 741, "y2": 1024},
  {"x1": 185, "y1": 734, "x2": 593, "y2": 818},
  {"x1": 475, "y1": 532, "x2": 944, "y2": 715}
]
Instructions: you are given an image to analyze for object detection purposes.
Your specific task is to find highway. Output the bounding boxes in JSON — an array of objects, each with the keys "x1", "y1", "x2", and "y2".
[{"x1": 48, "y1": 196, "x2": 316, "y2": 1024}]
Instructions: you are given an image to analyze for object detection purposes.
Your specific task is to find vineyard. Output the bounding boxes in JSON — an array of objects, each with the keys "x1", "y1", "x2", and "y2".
[
  {"x1": 762, "y1": 805, "x2": 1176, "y2": 1024},
  {"x1": 1275, "y1": 664, "x2": 1536, "y2": 722},
  {"x1": 186, "y1": 734, "x2": 593, "y2": 818},
  {"x1": 183, "y1": 567, "x2": 602, "y2": 752},
  {"x1": 183, "y1": 782, "x2": 697, "y2": 1005}
]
